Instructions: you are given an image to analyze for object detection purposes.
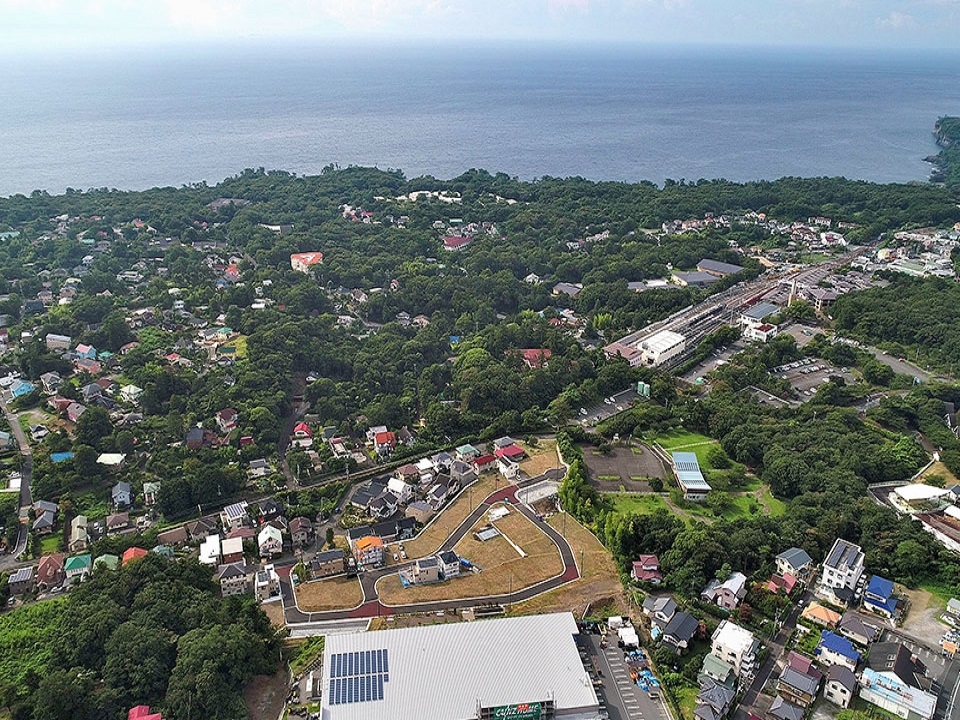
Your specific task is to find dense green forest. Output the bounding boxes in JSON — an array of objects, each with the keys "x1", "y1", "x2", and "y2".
[
  {"x1": 832, "y1": 275, "x2": 960, "y2": 372},
  {"x1": 0, "y1": 555, "x2": 279, "y2": 720},
  {"x1": 560, "y1": 354, "x2": 958, "y2": 600},
  {"x1": 2, "y1": 167, "x2": 959, "y2": 455},
  {"x1": 930, "y1": 115, "x2": 960, "y2": 189}
]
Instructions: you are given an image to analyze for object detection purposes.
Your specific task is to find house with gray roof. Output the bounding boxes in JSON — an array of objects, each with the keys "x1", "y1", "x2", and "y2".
[
  {"x1": 695, "y1": 678, "x2": 735, "y2": 720},
  {"x1": 662, "y1": 611, "x2": 699, "y2": 651},
  {"x1": 824, "y1": 665, "x2": 857, "y2": 708},
  {"x1": 776, "y1": 547, "x2": 813, "y2": 577},
  {"x1": 769, "y1": 696, "x2": 805, "y2": 720}
]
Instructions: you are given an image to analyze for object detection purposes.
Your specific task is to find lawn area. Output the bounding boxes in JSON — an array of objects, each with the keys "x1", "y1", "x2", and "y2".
[
  {"x1": 295, "y1": 575, "x2": 364, "y2": 612},
  {"x1": 394, "y1": 475, "x2": 502, "y2": 558},
  {"x1": 919, "y1": 580, "x2": 956, "y2": 606},
  {"x1": 758, "y1": 486, "x2": 787, "y2": 516},
  {"x1": 378, "y1": 508, "x2": 563, "y2": 605},
  {"x1": 39, "y1": 534, "x2": 61, "y2": 554},
  {"x1": 653, "y1": 430, "x2": 720, "y2": 469},
  {"x1": 510, "y1": 512, "x2": 627, "y2": 617},
  {"x1": 675, "y1": 685, "x2": 698, "y2": 720},
  {"x1": 610, "y1": 492, "x2": 673, "y2": 516}
]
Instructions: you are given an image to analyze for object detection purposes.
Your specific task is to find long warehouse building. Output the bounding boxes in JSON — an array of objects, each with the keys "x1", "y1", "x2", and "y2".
[{"x1": 320, "y1": 612, "x2": 600, "y2": 720}]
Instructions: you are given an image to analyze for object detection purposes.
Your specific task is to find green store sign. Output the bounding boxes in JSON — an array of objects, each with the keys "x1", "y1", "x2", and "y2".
[{"x1": 492, "y1": 702, "x2": 542, "y2": 720}]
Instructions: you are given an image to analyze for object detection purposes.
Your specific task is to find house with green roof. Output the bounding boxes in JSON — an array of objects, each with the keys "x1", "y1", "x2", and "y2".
[
  {"x1": 65, "y1": 554, "x2": 92, "y2": 582},
  {"x1": 93, "y1": 554, "x2": 119, "y2": 571},
  {"x1": 699, "y1": 653, "x2": 736, "y2": 690}
]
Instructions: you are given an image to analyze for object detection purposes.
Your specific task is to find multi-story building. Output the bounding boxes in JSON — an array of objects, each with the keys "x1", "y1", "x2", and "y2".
[
  {"x1": 818, "y1": 538, "x2": 864, "y2": 606},
  {"x1": 710, "y1": 620, "x2": 760, "y2": 679}
]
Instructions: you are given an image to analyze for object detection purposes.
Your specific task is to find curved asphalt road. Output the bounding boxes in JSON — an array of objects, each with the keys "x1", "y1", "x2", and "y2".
[
  {"x1": 0, "y1": 393, "x2": 32, "y2": 568},
  {"x1": 281, "y1": 469, "x2": 576, "y2": 623}
]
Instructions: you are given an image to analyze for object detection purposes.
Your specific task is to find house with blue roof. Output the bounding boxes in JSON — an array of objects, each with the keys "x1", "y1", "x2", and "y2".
[
  {"x1": 672, "y1": 451, "x2": 711, "y2": 501},
  {"x1": 817, "y1": 630, "x2": 860, "y2": 671},
  {"x1": 10, "y1": 379, "x2": 36, "y2": 399},
  {"x1": 863, "y1": 575, "x2": 899, "y2": 618}
]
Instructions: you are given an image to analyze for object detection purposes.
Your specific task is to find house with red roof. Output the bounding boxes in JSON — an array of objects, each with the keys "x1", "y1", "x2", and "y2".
[
  {"x1": 122, "y1": 547, "x2": 148, "y2": 566},
  {"x1": 631, "y1": 554, "x2": 663, "y2": 584},
  {"x1": 494, "y1": 444, "x2": 526, "y2": 461},
  {"x1": 37, "y1": 553, "x2": 66, "y2": 590},
  {"x1": 442, "y1": 236, "x2": 472, "y2": 251},
  {"x1": 766, "y1": 572, "x2": 798, "y2": 595},
  {"x1": 473, "y1": 454, "x2": 497, "y2": 474},
  {"x1": 290, "y1": 252, "x2": 324, "y2": 273},
  {"x1": 128, "y1": 705, "x2": 164, "y2": 720},
  {"x1": 519, "y1": 348, "x2": 552, "y2": 369},
  {"x1": 216, "y1": 408, "x2": 238, "y2": 433},
  {"x1": 294, "y1": 422, "x2": 313, "y2": 439},
  {"x1": 374, "y1": 431, "x2": 397, "y2": 457}
]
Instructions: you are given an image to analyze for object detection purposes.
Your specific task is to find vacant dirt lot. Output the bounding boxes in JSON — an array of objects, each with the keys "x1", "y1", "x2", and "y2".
[
  {"x1": 519, "y1": 440, "x2": 562, "y2": 477},
  {"x1": 296, "y1": 574, "x2": 364, "y2": 612},
  {"x1": 510, "y1": 512, "x2": 627, "y2": 617},
  {"x1": 902, "y1": 587, "x2": 948, "y2": 643},
  {"x1": 395, "y1": 475, "x2": 502, "y2": 558},
  {"x1": 582, "y1": 444, "x2": 666, "y2": 492},
  {"x1": 378, "y1": 508, "x2": 562, "y2": 604},
  {"x1": 919, "y1": 461, "x2": 960, "y2": 487},
  {"x1": 244, "y1": 667, "x2": 288, "y2": 720},
  {"x1": 261, "y1": 599, "x2": 286, "y2": 628}
]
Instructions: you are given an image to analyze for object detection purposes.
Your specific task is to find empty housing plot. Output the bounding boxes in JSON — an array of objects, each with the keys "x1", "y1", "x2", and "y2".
[
  {"x1": 393, "y1": 475, "x2": 502, "y2": 558},
  {"x1": 296, "y1": 575, "x2": 365, "y2": 612},
  {"x1": 377, "y1": 508, "x2": 563, "y2": 604}
]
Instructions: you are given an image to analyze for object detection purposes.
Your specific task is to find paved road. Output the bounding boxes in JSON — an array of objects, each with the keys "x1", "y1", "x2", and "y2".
[
  {"x1": 0, "y1": 392, "x2": 32, "y2": 566},
  {"x1": 868, "y1": 349, "x2": 935, "y2": 383},
  {"x1": 282, "y1": 470, "x2": 578, "y2": 625},
  {"x1": 735, "y1": 589, "x2": 811, "y2": 720}
]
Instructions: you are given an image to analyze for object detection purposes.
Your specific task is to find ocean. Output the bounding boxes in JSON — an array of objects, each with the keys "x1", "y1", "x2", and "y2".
[{"x1": 1, "y1": 42, "x2": 958, "y2": 197}]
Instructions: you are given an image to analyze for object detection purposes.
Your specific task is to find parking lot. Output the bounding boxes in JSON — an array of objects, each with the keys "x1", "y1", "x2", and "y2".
[
  {"x1": 578, "y1": 631, "x2": 671, "y2": 720},
  {"x1": 770, "y1": 357, "x2": 857, "y2": 401},
  {"x1": 576, "y1": 388, "x2": 641, "y2": 427}
]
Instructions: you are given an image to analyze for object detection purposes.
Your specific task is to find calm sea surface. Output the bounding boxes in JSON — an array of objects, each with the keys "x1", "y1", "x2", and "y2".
[{"x1": 0, "y1": 43, "x2": 958, "y2": 196}]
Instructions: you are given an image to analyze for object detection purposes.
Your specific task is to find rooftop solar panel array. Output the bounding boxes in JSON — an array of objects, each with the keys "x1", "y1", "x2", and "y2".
[{"x1": 328, "y1": 649, "x2": 389, "y2": 705}]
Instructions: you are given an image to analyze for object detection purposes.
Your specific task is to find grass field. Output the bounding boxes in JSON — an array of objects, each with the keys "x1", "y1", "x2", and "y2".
[
  {"x1": 39, "y1": 534, "x2": 61, "y2": 554},
  {"x1": 394, "y1": 475, "x2": 502, "y2": 558},
  {"x1": 653, "y1": 430, "x2": 721, "y2": 469},
  {"x1": 758, "y1": 486, "x2": 787, "y2": 516},
  {"x1": 509, "y1": 512, "x2": 627, "y2": 617},
  {"x1": 378, "y1": 508, "x2": 563, "y2": 604},
  {"x1": 675, "y1": 685, "x2": 698, "y2": 720},
  {"x1": 295, "y1": 575, "x2": 364, "y2": 612},
  {"x1": 610, "y1": 493, "x2": 673, "y2": 516}
]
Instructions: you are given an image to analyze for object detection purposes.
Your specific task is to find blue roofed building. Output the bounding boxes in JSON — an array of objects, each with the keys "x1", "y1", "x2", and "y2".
[
  {"x1": 672, "y1": 452, "x2": 711, "y2": 501},
  {"x1": 817, "y1": 630, "x2": 860, "y2": 671},
  {"x1": 10, "y1": 379, "x2": 36, "y2": 398},
  {"x1": 863, "y1": 575, "x2": 899, "y2": 618}
]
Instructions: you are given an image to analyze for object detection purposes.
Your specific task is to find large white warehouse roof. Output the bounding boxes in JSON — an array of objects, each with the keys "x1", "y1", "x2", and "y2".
[{"x1": 321, "y1": 612, "x2": 598, "y2": 720}]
